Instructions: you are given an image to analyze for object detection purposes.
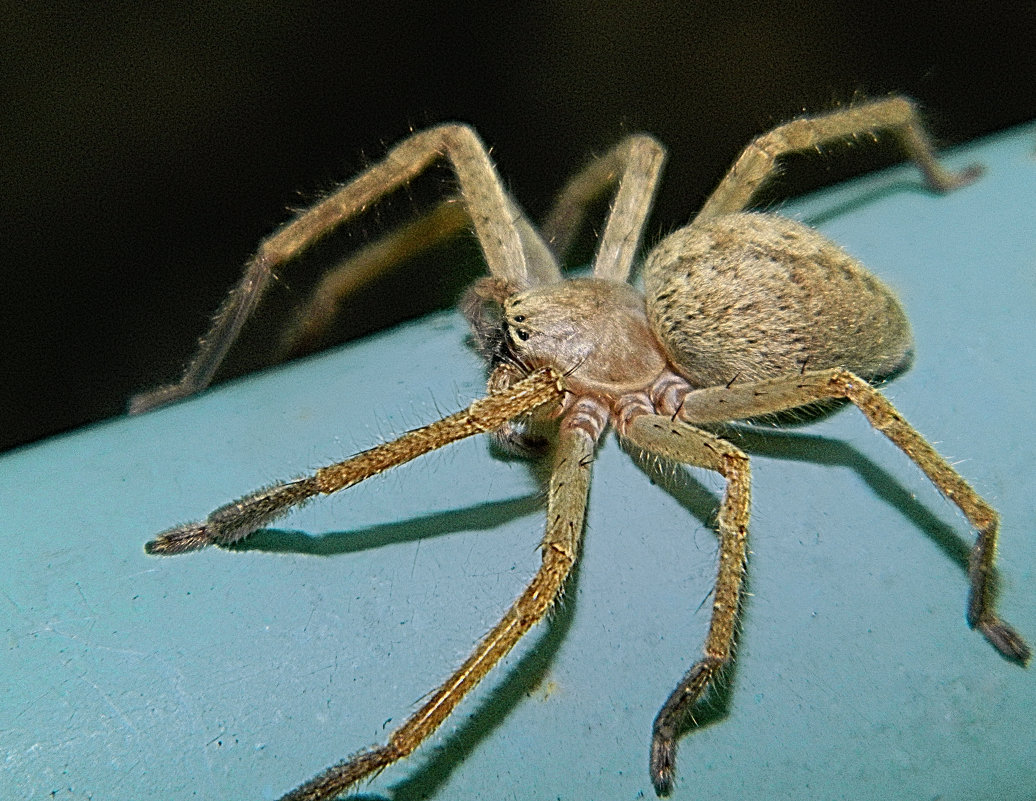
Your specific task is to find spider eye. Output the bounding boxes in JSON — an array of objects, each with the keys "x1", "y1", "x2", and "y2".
[
  {"x1": 514, "y1": 328, "x2": 530, "y2": 342},
  {"x1": 513, "y1": 314, "x2": 526, "y2": 323}
]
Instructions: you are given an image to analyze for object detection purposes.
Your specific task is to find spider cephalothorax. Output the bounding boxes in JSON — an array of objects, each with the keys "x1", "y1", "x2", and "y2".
[
  {"x1": 136, "y1": 98, "x2": 1028, "y2": 801},
  {"x1": 464, "y1": 208, "x2": 914, "y2": 444},
  {"x1": 466, "y1": 275, "x2": 672, "y2": 433}
]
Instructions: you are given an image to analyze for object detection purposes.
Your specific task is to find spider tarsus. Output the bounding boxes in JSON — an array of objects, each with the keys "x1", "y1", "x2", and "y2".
[
  {"x1": 939, "y1": 162, "x2": 984, "y2": 192},
  {"x1": 127, "y1": 382, "x2": 193, "y2": 415},
  {"x1": 649, "y1": 735, "x2": 677, "y2": 797},
  {"x1": 977, "y1": 617, "x2": 1032, "y2": 665},
  {"x1": 279, "y1": 745, "x2": 398, "y2": 801},
  {"x1": 145, "y1": 478, "x2": 321, "y2": 556},
  {"x1": 144, "y1": 522, "x2": 214, "y2": 554},
  {"x1": 649, "y1": 656, "x2": 724, "y2": 797}
]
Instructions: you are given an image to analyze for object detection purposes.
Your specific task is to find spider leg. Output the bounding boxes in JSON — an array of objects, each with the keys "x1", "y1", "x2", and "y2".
[
  {"x1": 540, "y1": 133, "x2": 666, "y2": 282},
  {"x1": 278, "y1": 188, "x2": 564, "y2": 358},
  {"x1": 696, "y1": 96, "x2": 982, "y2": 222},
  {"x1": 278, "y1": 198, "x2": 470, "y2": 357},
  {"x1": 144, "y1": 367, "x2": 564, "y2": 554},
  {"x1": 620, "y1": 414, "x2": 751, "y2": 797},
  {"x1": 278, "y1": 420, "x2": 596, "y2": 801},
  {"x1": 130, "y1": 123, "x2": 550, "y2": 413},
  {"x1": 666, "y1": 368, "x2": 1031, "y2": 663}
]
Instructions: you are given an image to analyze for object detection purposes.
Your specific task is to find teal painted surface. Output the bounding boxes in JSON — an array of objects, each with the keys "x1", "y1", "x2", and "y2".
[{"x1": 3, "y1": 124, "x2": 1034, "y2": 800}]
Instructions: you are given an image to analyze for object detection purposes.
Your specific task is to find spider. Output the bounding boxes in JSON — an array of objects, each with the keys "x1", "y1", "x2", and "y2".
[{"x1": 134, "y1": 97, "x2": 1030, "y2": 800}]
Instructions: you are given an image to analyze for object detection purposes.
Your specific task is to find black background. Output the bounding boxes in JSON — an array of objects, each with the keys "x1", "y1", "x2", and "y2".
[{"x1": 4, "y1": 2, "x2": 1034, "y2": 452}]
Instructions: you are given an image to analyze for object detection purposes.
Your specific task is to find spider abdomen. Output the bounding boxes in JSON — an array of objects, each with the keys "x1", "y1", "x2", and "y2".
[{"x1": 643, "y1": 212, "x2": 913, "y2": 388}]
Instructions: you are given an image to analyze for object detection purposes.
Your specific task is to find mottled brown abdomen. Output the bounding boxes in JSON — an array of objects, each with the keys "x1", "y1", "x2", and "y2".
[{"x1": 643, "y1": 212, "x2": 913, "y2": 388}]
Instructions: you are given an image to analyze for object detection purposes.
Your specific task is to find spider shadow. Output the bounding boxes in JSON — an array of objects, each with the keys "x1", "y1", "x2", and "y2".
[
  {"x1": 229, "y1": 476, "x2": 578, "y2": 800},
  {"x1": 726, "y1": 423, "x2": 973, "y2": 568},
  {"x1": 321, "y1": 584, "x2": 576, "y2": 801},
  {"x1": 384, "y1": 552, "x2": 582, "y2": 801},
  {"x1": 227, "y1": 493, "x2": 543, "y2": 556},
  {"x1": 625, "y1": 446, "x2": 745, "y2": 735},
  {"x1": 635, "y1": 417, "x2": 976, "y2": 606},
  {"x1": 230, "y1": 417, "x2": 984, "y2": 798},
  {"x1": 797, "y1": 178, "x2": 941, "y2": 228},
  {"x1": 625, "y1": 419, "x2": 982, "y2": 745}
]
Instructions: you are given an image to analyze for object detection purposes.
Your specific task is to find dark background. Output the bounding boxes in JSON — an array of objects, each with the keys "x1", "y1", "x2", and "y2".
[{"x1": 4, "y1": 2, "x2": 1034, "y2": 453}]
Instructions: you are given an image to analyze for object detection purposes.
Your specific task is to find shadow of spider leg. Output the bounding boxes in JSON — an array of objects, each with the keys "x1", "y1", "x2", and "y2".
[
  {"x1": 280, "y1": 420, "x2": 594, "y2": 801},
  {"x1": 144, "y1": 369, "x2": 601, "y2": 801},
  {"x1": 626, "y1": 365, "x2": 1030, "y2": 796},
  {"x1": 669, "y1": 367, "x2": 1029, "y2": 663},
  {"x1": 620, "y1": 415, "x2": 751, "y2": 796}
]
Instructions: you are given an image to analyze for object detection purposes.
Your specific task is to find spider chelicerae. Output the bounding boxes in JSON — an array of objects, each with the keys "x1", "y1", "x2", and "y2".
[{"x1": 134, "y1": 96, "x2": 1030, "y2": 800}]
